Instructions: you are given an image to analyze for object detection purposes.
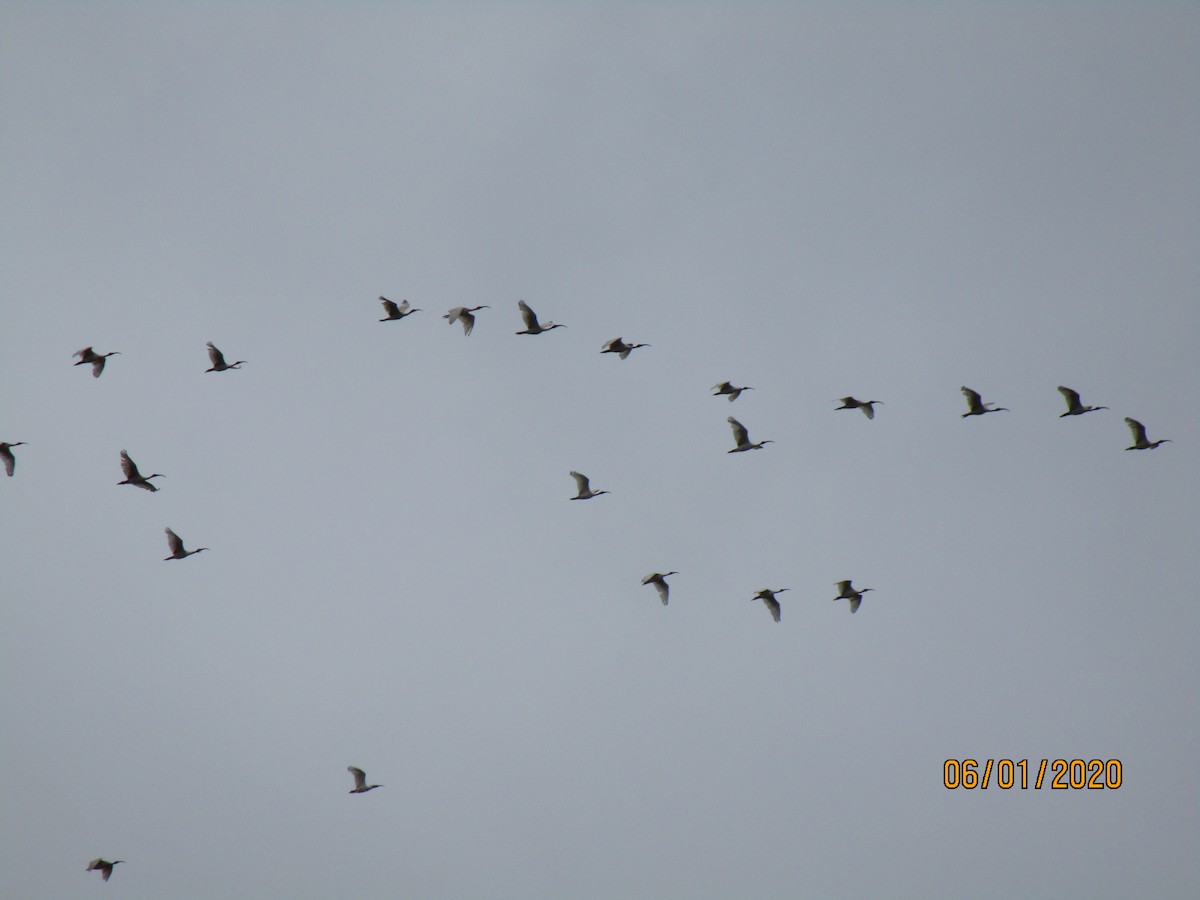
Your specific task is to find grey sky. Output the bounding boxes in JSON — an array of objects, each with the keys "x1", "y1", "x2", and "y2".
[{"x1": 2, "y1": 3, "x2": 1198, "y2": 898}]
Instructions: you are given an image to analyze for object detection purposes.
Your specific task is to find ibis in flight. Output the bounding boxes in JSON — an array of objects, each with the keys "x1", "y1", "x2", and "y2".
[
  {"x1": 515, "y1": 300, "x2": 565, "y2": 334},
  {"x1": 379, "y1": 296, "x2": 420, "y2": 321},
  {"x1": 570, "y1": 471, "x2": 610, "y2": 500},
  {"x1": 727, "y1": 417, "x2": 773, "y2": 453},
  {"x1": 164, "y1": 527, "x2": 207, "y2": 561},
  {"x1": 73, "y1": 347, "x2": 120, "y2": 378},
  {"x1": 1, "y1": 441, "x2": 26, "y2": 477},
  {"x1": 642, "y1": 572, "x2": 677, "y2": 606},
  {"x1": 834, "y1": 580, "x2": 874, "y2": 614},
  {"x1": 1057, "y1": 386, "x2": 1107, "y2": 417},
  {"x1": 118, "y1": 450, "x2": 164, "y2": 492},
  {"x1": 205, "y1": 342, "x2": 246, "y2": 372},
  {"x1": 836, "y1": 397, "x2": 882, "y2": 419},
  {"x1": 1124, "y1": 418, "x2": 1171, "y2": 451},
  {"x1": 751, "y1": 588, "x2": 787, "y2": 622},
  {"x1": 960, "y1": 386, "x2": 1008, "y2": 417},
  {"x1": 713, "y1": 381, "x2": 753, "y2": 402},
  {"x1": 348, "y1": 766, "x2": 382, "y2": 793},
  {"x1": 444, "y1": 306, "x2": 489, "y2": 335},
  {"x1": 601, "y1": 337, "x2": 649, "y2": 359}
]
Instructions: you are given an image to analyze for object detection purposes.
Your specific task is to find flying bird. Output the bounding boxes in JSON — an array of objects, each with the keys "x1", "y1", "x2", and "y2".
[
  {"x1": 960, "y1": 386, "x2": 1008, "y2": 417},
  {"x1": 86, "y1": 859, "x2": 123, "y2": 882},
  {"x1": 1124, "y1": 417, "x2": 1171, "y2": 451},
  {"x1": 642, "y1": 572, "x2": 677, "y2": 606},
  {"x1": 600, "y1": 337, "x2": 650, "y2": 359},
  {"x1": 348, "y1": 766, "x2": 382, "y2": 793},
  {"x1": 118, "y1": 450, "x2": 164, "y2": 492},
  {"x1": 444, "y1": 305, "x2": 489, "y2": 335},
  {"x1": 515, "y1": 300, "x2": 565, "y2": 334},
  {"x1": 569, "y1": 471, "x2": 610, "y2": 500},
  {"x1": 164, "y1": 527, "x2": 207, "y2": 560},
  {"x1": 1057, "y1": 386, "x2": 1107, "y2": 417},
  {"x1": 834, "y1": 580, "x2": 874, "y2": 614},
  {"x1": 379, "y1": 296, "x2": 420, "y2": 321},
  {"x1": 205, "y1": 342, "x2": 246, "y2": 372},
  {"x1": 751, "y1": 588, "x2": 788, "y2": 622},
  {"x1": 727, "y1": 416, "x2": 773, "y2": 453},
  {"x1": 835, "y1": 397, "x2": 882, "y2": 419},
  {"x1": 1, "y1": 441, "x2": 26, "y2": 477},
  {"x1": 73, "y1": 347, "x2": 121, "y2": 378},
  {"x1": 713, "y1": 381, "x2": 753, "y2": 402}
]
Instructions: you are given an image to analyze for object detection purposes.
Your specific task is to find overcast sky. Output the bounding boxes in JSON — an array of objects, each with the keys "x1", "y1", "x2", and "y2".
[{"x1": 2, "y1": 3, "x2": 1198, "y2": 898}]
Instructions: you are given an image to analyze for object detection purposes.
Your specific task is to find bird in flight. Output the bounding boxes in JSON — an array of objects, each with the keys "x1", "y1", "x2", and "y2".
[
  {"x1": 727, "y1": 417, "x2": 773, "y2": 453},
  {"x1": 1, "y1": 441, "x2": 27, "y2": 477},
  {"x1": 569, "y1": 471, "x2": 610, "y2": 500},
  {"x1": 642, "y1": 572, "x2": 677, "y2": 606},
  {"x1": 835, "y1": 396, "x2": 882, "y2": 419},
  {"x1": 1124, "y1": 418, "x2": 1171, "y2": 451},
  {"x1": 713, "y1": 381, "x2": 753, "y2": 402},
  {"x1": 164, "y1": 527, "x2": 207, "y2": 560},
  {"x1": 86, "y1": 859, "x2": 124, "y2": 882},
  {"x1": 379, "y1": 296, "x2": 420, "y2": 321},
  {"x1": 73, "y1": 347, "x2": 120, "y2": 378},
  {"x1": 1057, "y1": 386, "x2": 1107, "y2": 417},
  {"x1": 960, "y1": 386, "x2": 1008, "y2": 417},
  {"x1": 119, "y1": 450, "x2": 164, "y2": 492},
  {"x1": 751, "y1": 588, "x2": 788, "y2": 622},
  {"x1": 205, "y1": 342, "x2": 246, "y2": 372},
  {"x1": 834, "y1": 580, "x2": 874, "y2": 614},
  {"x1": 601, "y1": 337, "x2": 650, "y2": 359},
  {"x1": 515, "y1": 300, "x2": 565, "y2": 334},
  {"x1": 348, "y1": 766, "x2": 383, "y2": 793},
  {"x1": 444, "y1": 306, "x2": 490, "y2": 335}
]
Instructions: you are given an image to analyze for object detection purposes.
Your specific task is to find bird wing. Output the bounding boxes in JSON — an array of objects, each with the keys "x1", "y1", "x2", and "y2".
[
  {"x1": 570, "y1": 471, "x2": 590, "y2": 494},
  {"x1": 165, "y1": 528, "x2": 184, "y2": 554},
  {"x1": 1, "y1": 447, "x2": 13, "y2": 477},
  {"x1": 836, "y1": 580, "x2": 851, "y2": 597},
  {"x1": 75, "y1": 347, "x2": 94, "y2": 360},
  {"x1": 1125, "y1": 418, "x2": 1148, "y2": 443},
  {"x1": 87, "y1": 859, "x2": 103, "y2": 870},
  {"x1": 961, "y1": 386, "x2": 982, "y2": 409},
  {"x1": 120, "y1": 450, "x2": 140, "y2": 480},
  {"x1": 727, "y1": 417, "x2": 750, "y2": 446},
  {"x1": 207, "y1": 342, "x2": 226, "y2": 367},
  {"x1": 849, "y1": 595, "x2": 862, "y2": 614},
  {"x1": 459, "y1": 311, "x2": 475, "y2": 334},
  {"x1": 445, "y1": 307, "x2": 465, "y2": 322},
  {"x1": 379, "y1": 297, "x2": 401, "y2": 317},
  {"x1": 518, "y1": 300, "x2": 539, "y2": 329},
  {"x1": 1057, "y1": 386, "x2": 1081, "y2": 409},
  {"x1": 654, "y1": 580, "x2": 669, "y2": 605},
  {"x1": 764, "y1": 596, "x2": 780, "y2": 621},
  {"x1": 862, "y1": 403, "x2": 875, "y2": 419},
  {"x1": 90, "y1": 358, "x2": 105, "y2": 377},
  {"x1": 714, "y1": 382, "x2": 732, "y2": 392},
  {"x1": 348, "y1": 766, "x2": 367, "y2": 790}
]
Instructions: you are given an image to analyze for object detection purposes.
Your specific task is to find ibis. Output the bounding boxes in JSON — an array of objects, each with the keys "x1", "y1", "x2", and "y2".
[
  {"x1": 1057, "y1": 386, "x2": 1107, "y2": 417},
  {"x1": 1124, "y1": 418, "x2": 1171, "y2": 451},
  {"x1": 86, "y1": 859, "x2": 123, "y2": 882},
  {"x1": 836, "y1": 397, "x2": 882, "y2": 419},
  {"x1": 601, "y1": 337, "x2": 649, "y2": 359},
  {"x1": 834, "y1": 580, "x2": 873, "y2": 614},
  {"x1": 516, "y1": 300, "x2": 565, "y2": 334},
  {"x1": 961, "y1": 386, "x2": 1007, "y2": 417},
  {"x1": 570, "y1": 471, "x2": 609, "y2": 500},
  {"x1": 444, "y1": 306, "x2": 489, "y2": 335},
  {"x1": 727, "y1": 417, "x2": 772, "y2": 453},
  {"x1": 642, "y1": 572, "x2": 677, "y2": 606},
  {"x1": 205, "y1": 342, "x2": 246, "y2": 372},
  {"x1": 73, "y1": 347, "x2": 120, "y2": 378},
  {"x1": 713, "y1": 381, "x2": 753, "y2": 402},
  {"x1": 1, "y1": 441, "x2": 26, "y2": 477},
  {"x1": 379, "y1": 296, "x2": 420, "y2": 321},
  {"x1": 119, "y1": 450, "x2": 164, "y2": 492},
  {"x1": 348, "y1": 766, "x2": 382, "y2": 793},
  {"x1": 751, "y1": 588, "x2": 788, "y2": 622},
  {"x1": 164, "y1": 527, "x2": 207, "y2": 560}
]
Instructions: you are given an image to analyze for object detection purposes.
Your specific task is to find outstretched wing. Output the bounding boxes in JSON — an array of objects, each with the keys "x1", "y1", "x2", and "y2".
[
  {"x1": 207, "y1": 342, "x2": 227, "y2": 368},
  {"x1": 1125, "y1": 417, "x2": 1148, "y2": 444},
  {"x1": 836, "y1": 580, "x2": 851, "y2": 597},
  {"x1": 727, "y1": 417, "x2": 750, "y2": 446},
  {"x1": 764, "y1": 596, "x2": 781, "y2": 622},
  {"x1": 1, "y1": 447, "x2": 14, "y2": 477},
  {"x1": 379, "y1": 297, "x2": 402, "y2": 317},
  {"x1": 518, "y1": 300, "x2": 539, "y2": 329},
  {"x1": 849, "y1": 595, "x2": 862, "y2": 614},
  {"x1": 120, "y1": 450, "x2": 141, "y2": 480},
  {"x1": 1057, "y1": 386, "x2": 1082, "y2": 410},
  {"x1": 960, "y1": 386, "x2": 983, "y2": 410},
  {"x1": 75, "y1": 346, "x2": 94, "y2": 360},
  {"x1": 569, "y1": 471, "x2": 590, "y2": 494},
  {"x1": 165, "y1": 527, "x2": 184, "y2": 555},
  {"x1": 348, "y1": 766, "x2": 367, "y2": 790}
]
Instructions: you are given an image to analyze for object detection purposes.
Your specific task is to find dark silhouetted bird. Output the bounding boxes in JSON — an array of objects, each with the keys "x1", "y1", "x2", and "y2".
[
  {"x1": 1057, "y1": 386, "x2": 1107, "y2": 417},
  {"x1": 836, "y1": 397, "x2": 882, "y2": 419},
  {"x1": 119, "y1": 450, "x2": 164, "y2": 492},
  {"x1": 73, "y1": 347, "x2": 120, "y2": 378},
  {"x1": 379, "y1": 296, "x2": 420, "y2": 321}
]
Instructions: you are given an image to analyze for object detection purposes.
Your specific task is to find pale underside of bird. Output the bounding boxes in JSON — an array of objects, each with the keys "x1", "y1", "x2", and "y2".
[
  {"x1": 752, "y1": 588, "x2": 787, "y2": 622},
  {"x1": 119, "y1": 450, "x2": 164, "y2": 491},
  {"x1": 1057, "y1": 386, "x2": 1107, "y2": 417},
  {"x1": 516, "y1": 300, "x2": 565, "y2": 334},
  {"x1": 960, "y1": 386, "x2": 1008, "y2": 417},
  {"x1": 73, "y1": 346, "x2": 120, "y2": 378},
  {"x1": 642, "y1": 571, "x2": 677, "y2": 605},
  {"x1": 348, "y1": 766, "x2": 382, "y2": 793},
  {"x1": 713, "y1": 381, "x2": 752, "y2": 402},
  {"x1": 379, "y1": 296, "x2": 420, "y2": 321},
  {"x1": 727, "y1": 416, "x2": 773, "y2": 452},
  {"x1": 834, "y1": 580, "x2": 874, "y2": 614},
  {"x1": 600, "y1": 337, "x2": 650, "y2": 359},
  {"x1": 569, "y1": 470, "x2": 609, "y2": 500},
  {"x1": 1, "y1": 441, "x2": 26, "y2": 477},
  {"x1": 836, "y1": 396, "x2": 882, "y2": 419},
  {"x1": 87, "y1": 859, "x2": 123, "y2": 881},
  {"x1": 164, "y1": 527, "x2": 207, "y2": 560},
  {"x1": 444, "y1": 305, "x2": 489, "y2": 335},
  {"x1": 206, "y1": 341, "x2": 246, "y2": 372},
  {"x1": 1124, "y1": 417, "x2": 1171, "y2": 450}
]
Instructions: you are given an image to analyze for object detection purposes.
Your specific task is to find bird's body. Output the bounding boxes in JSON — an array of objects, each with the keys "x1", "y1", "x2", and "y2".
[
  {"x1": 444, "y1": 305, "x2": 489, "y2": 335},
  {"x1": 836, "y1": 396, "x2": 882, "y2": 419},
  {"x1": 727, "y1": 416, "x2": 773, "y2": 452},
  {"x1": 834, "y1": 580, "x2": 874, "y2": 614},
  {"x1": 87, "y1": 859, "x2": 123, "y2": 881},
  {"x1": 379, "y1": 296, "x2": 420, "y2": 321},
  {"x1": 713, "y1": 381, "x2": 753, "y2": 402},
  {"x1": 1057, "y1": 386, "x2": 1107, "y2": 417},
  {"x1": 960, "y1": 386, "x2": 1008, "y2": 417},
  {"x1": 516, "y1": 300, "x2": 565, "y2": 334},
  {"x1": 569, "y1": 471, "x2": 609, "y2": 500},
  {"x1": 1124, "y1": 417, "x2": 1171, "y2": 451},
  {"x1": 752, "y1": 588, "x2": 788, "y2": 622},
  {"x1": 348, "y1": 766, "x2": 382, "y2": 793},
  {"x1": 73, "y1": 347, "x2": 120, "y2": 378},
  {"x1": 601, "y1": 337, "x2": 649, "y2": 359},
  {"x1": 118, "y1": 450, "x2": 164, "y2": 491},
  {"x1": 205, "y1": 342, "x2": 246, "y2": 372},
  {"x1": 1, "y1": 441, "x2": 27, "y2": 477},
  {"x1": 164, "y1": 527, "x2": 207, "y2": 560},
  {"x1": 642, "y1": 571, "x2": 677, "y2": 606}
]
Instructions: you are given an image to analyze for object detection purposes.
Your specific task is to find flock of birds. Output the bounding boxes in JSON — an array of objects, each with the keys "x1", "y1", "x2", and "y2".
[{"x1": 3, "y1": 297, "x2": 1173, "y2": 884}]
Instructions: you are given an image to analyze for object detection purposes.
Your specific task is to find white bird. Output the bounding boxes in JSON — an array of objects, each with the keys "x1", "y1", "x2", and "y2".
[
  {"x1": 1057, "y1": 386, "x2": 1107, "y2": 417},
  {"x1": 834, "y1": 580, "x2": 874, "y2": 614},
  {"x1": 727, "y1": 416, "x2": 773, "y2": 453},
  {"x1": 516, "y1": 300, "x2": 565, "y2": 335},
  {"x1": 205, "y1": 342, "x2": 246, "y2": 372},
  {"x1": 348, "y1": 766, "x2": 382, "y2": 793},
  {"x1": 642, "y1": 571, "x2": 677, "y2": 605},
  {"x1": 164, "y1": 527, "x2": 207, "y2": 561},
  {"x1": 73, "y1": 346, "x2": 121, "y2": 378},
  {"x1": 119, "y1": 450, "x2": 164, "y2": 492},
  {"x1": 751, "y1": 588, "x2": 788, "y2": 622},
  {"x1": 601, "y1": 337, "x2": 650, "y2": 359},
  {"x1": 960, "y1": 386, "x2": 1008, "y2": 417},
  {"x1": 86, "y1": 859, "x2": 124, "y2": 881},
  {"x1": 569, "y1": 471, "x2": 610, "y2": 500},
  {"x1": 835, "y1": 396, "x2": 882, "y2": 419},
  {"x1": 713, "y1": 381, "x2": 753, "y2": 402},
  {"x1": 444, "y1": 305, "x2": 489, "y2": 335},
  {"x1": 379, "y1": 296, "x2": 420, "y2": 321},
  {"x1": 1124, "y1": 417, "x2": 1171, "y2": 451},
  {"x1": 1, "y1": 441, "x2": 27, "y2": 477}
]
